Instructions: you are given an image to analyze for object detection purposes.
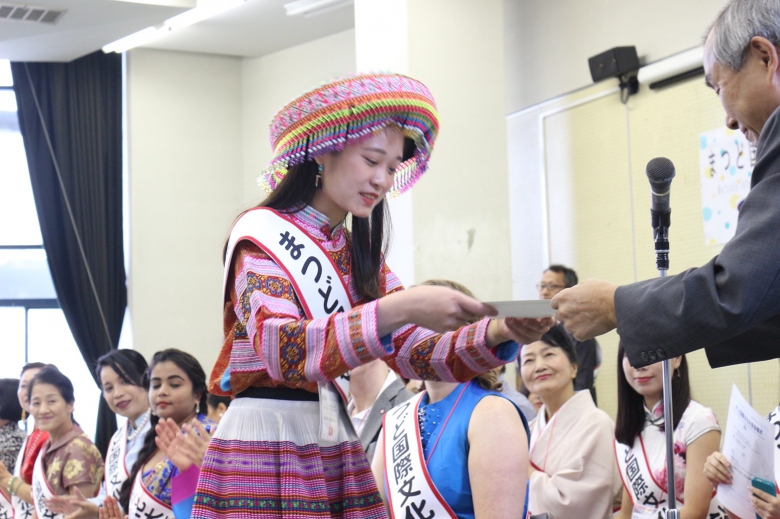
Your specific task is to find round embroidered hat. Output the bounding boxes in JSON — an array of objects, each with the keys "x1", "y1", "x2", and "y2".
[{"x1": 260, "y1": 73, "x2": 440, "y2": 196}]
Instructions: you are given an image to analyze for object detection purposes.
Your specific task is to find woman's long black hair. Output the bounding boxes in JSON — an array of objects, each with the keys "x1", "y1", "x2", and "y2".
[
  {"x1": 95, "y1": 349, "x2": 148, "y2": 389},
  {"x1": 614, "y1": 342, "x2": 691, "y2": 446},
  {"x1": 118, "y1": 349, "x2": 208, "y2": 512},
  {"x1": 227, "y1": 134, "x2": 416, "y2": 301}
]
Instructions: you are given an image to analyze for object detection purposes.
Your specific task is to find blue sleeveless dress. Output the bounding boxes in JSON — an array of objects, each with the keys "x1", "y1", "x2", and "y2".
[{"x1": 418, "y1": 380, "x2": 531, "y2": 519}]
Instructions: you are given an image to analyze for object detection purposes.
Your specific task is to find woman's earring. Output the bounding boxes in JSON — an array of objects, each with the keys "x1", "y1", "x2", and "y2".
[{"x1": 316, "y1": 164, "x2": 323, "y2": 188}]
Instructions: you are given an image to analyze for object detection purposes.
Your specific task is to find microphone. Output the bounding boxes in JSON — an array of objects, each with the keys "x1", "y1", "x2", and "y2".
[{"x1": 645, "y1": 157, "x2": 676, "y2": 230}]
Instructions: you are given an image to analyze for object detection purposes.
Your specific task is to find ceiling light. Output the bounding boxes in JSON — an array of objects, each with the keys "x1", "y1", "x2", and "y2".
[
  {"x1": 102, "y1": 0, "x2": 247, "y2": 54},
  {"x1": 284, "y1": 0, "x2": 352, "y2": 18}
]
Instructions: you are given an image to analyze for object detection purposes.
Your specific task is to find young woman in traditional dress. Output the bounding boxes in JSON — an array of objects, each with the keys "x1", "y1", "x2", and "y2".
[
  {"x1": 190, "y1": 72, "x2": 553, "y2": 519},
  {"x1": 372, "y1": 279, "x2": 531, "y2": 519},
  {"x1": 520, "y1": 324, "x2": 621, "y2": 519},
  {"x1": 0, "y1": 363, "x2": 49, "y2": 519},
  {"x1": 27, "y1": 366, "x2": 104, "y2": 519},
  {"x1": 615, "y1": 344, "x2": 723, "y2": 519},
  {"x1": 46, "y1": 350, "x2": 152, "y2": 519},
  {"x1": 704, "y1": 402, "x2": 780, "y2": 519},
  {"x1": 101, "y1": 349, "x2": 215, "y2": 519}
]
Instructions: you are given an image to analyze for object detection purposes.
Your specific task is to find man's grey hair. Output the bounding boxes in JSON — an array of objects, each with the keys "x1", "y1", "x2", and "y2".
[{"x1": 708, "y1": 0, "x2": 780, "y2": 71}]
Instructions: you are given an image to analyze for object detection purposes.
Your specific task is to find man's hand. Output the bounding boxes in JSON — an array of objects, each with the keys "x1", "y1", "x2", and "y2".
[{"x1": 550, "y1": 279, "x2": 618, "y2": 340}]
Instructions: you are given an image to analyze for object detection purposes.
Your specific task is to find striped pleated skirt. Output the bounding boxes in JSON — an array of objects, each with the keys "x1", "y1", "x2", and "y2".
[{"x1": 191, "y1": 397, "x2": 387, "y2": 518}]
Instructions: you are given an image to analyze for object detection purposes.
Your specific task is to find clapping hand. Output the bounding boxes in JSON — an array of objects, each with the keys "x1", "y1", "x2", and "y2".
[
  {"x1": 46, "y1": 487, "x2": 99, "y2": 519},
  {"x1": 155, "y1": 418, "x2": 212, "y2": 471},
  {"x1": 98, "y1": 496, "x2": 127, "y2": 519}
]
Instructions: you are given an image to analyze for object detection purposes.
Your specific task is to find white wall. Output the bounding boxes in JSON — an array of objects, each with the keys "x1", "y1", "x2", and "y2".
[
  {"x1": 241, "y1": 29, "x2": 356, "y2": 206},
  {"x1": 504, "y1": 0, "x2": 729, "y2": 112},
  {"x1": 126, "y1": 48, "x2": 243, "y2": 369}
]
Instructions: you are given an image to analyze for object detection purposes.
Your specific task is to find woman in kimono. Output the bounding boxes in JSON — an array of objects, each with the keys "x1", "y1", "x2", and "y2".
[
  {"x1": 520, "y1": 324, "x2": 621, "y2": 519},
  {"x1": 372, "y1": 279, "x2": 531, "y2": 519},
  {"x1": 0, "y1": 362, "x2": 49, "y2": 519},
  {"x1": 46, "y1": 350, "x2": 152, "y2": 519},
  {"x1": 615, "y1": 344, "x2": 722, "y2": 519},
  {"x1": 27, "y1": 366, "x2": 104, "y2": 518},
  {"x1": 107, "y1": 349, "x2": 215, "y2": 519},
  {"x1": 191, "y1": 72, "x2": 553, "y2": 519},
  {"x1": 704, "y1": 404, "x2": 780, "y2": 519}
]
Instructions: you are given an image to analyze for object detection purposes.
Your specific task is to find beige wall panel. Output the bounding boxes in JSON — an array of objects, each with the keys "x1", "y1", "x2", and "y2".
[
  {"x1": 127, "y1": 48, "x2": 242, "y2": 370},
  {"x1": 544, "y1": 94, "x2": 633, "y2": 419},
  {"x1": 407, "y1": 0, "x2": 511, "y2": 300}
]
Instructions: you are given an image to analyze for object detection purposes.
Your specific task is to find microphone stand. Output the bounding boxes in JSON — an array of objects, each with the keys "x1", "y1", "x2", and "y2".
[{"x1": 652, "y1": 210, "x2": 679, "y2": 519}]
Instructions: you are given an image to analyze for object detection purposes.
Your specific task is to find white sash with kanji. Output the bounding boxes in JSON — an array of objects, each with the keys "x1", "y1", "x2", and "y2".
[
  {"x1": 128, "y1": 469, "x2": 175, "y2": 519},
  {"x1": 382, "y1": 392, "x2": 456, "y2": 519},
  {"x1": 0, "y1": 487, "x2": 12, "y2": 519},
  {"x1": 104, "y1": 420, "x2": 130, "y2": 500},
  {"x1": 615, "y1": 437, "x2": 726, "y2": 519},
  {"x1": 765, "y1": 405, "x2": 780, "y2": 490},
  {"x1": 32, "y1": 448, "x2": 63, "y2": 519},
  {"x1": 224, "y1": 208, "x2": 354, "y2": 421},
  {"x1": 11, "y1": 437, "x2": 34, "y2": 519}
]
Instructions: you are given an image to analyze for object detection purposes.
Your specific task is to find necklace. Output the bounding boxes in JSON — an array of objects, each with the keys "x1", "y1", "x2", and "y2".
[
  {"x1": 127, "y1": 409, "x2": 150, "y2": 442},
  {"x1": 423, "y1": 382, "x2": 470, "y2": 464}
]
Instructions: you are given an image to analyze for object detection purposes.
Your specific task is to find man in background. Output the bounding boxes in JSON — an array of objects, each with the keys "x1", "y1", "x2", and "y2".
[{"x1": 539, "y1": 265, "x2": 602, "y2": 404}]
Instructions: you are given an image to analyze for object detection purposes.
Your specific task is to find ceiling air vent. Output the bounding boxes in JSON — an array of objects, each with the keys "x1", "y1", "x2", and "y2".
[{"x1": 0, "y1": 3, "x2": 65, "y2": 24}]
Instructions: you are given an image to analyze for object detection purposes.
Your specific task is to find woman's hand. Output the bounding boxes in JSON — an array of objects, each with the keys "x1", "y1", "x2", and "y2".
[
  {"x1": 377, "y1": 286, "x2": 498, "y2": 336},
  {"x1": 703, "y1": 451, "x2": 732, "y2": 487},
  {"x1": 155, "y1": 418, "x2": 212, "y2": 471},
  {"x1": 491, "y1": 317, "x2": 555, "y2": 346},
  {"x1": 98, "y1": 496, "x2": 127, "y2": 519},
  {"x1": 750, "y1": 486, "x2": 780, "y2": 519},
  {"x1": 46, "y1": 487, "x2": 99, "y2": 519}
]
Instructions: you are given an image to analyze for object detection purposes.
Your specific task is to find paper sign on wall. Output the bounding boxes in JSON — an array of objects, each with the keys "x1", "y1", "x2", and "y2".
[{"x1": 699, "y1": 127, "x2": 755, "y2": 246}]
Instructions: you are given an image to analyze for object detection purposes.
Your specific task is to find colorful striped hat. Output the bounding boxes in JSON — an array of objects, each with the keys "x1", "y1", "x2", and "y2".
[{"x1": 260, "y1": 73, "x2": 440, "y2": 196}]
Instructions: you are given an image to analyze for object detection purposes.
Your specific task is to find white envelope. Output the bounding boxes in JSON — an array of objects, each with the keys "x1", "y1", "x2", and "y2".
[{"x1": 484, "y1": 300, "x2": 556, "y2": 318}]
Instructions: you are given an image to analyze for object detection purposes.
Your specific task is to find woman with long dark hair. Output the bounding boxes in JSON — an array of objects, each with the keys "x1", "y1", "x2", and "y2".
[
  {"x1": 26, "y1": 366, "x2": 104, "y2": 519},
  {"x1": 0, "y1": 363, "x2": 48, "y2": 519},
  {"x1": 190, "y1": 73, "x2": 552, "y2": 519},
  {"x1": 107, "y1": 349, "x2": 214, "y2": 519},
  {"x1": 615, "y1": 343, "x2": 723, "y2": 519},
  {"x1": 46, "y1": 350, "x2": 151, "y2": 519},
  {"x1": 0, "y1": 378, "x2": 25, "y2": 519}
]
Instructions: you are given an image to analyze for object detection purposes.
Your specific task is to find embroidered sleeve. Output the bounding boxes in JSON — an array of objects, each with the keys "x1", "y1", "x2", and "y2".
[
  {"x1": 380, "y1": 266, "x2": 520, "y2": 382},
  {"x1": 232, "y1": 243, "x2": 391, "y2": 385}
]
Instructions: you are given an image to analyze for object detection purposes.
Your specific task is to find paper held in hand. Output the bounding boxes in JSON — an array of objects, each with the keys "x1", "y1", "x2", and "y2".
[
  {"x1": 485, "y1": 300, "x2": 556, "y2": 319},
  {"x1": 716, "y1": 384, "x2": 775, "y2": 519}
]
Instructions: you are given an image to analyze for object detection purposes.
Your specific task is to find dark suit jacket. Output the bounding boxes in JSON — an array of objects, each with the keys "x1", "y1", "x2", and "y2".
[
  {"x1": 359, "y1": 378, "x2": 413, "y2": 463},
  {"x1": 618, "y1": 105, "x2": 780, "y2": 368}
]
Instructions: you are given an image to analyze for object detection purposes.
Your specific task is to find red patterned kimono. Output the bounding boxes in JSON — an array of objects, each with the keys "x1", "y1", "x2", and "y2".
[{"x1": 192, "y1": 205, "x2": 518, "y2": 519}]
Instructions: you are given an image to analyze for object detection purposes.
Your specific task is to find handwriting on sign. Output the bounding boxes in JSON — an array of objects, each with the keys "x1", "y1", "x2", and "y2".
[
  {"x1": 17, "y1": 502, "x2": 33, "y2": 519},
  {"x1": 279, "y1": 231, "x2": 345, "y2": 314},
  {"x1": 133, "y1": 499, "x2": 164, "y2": 519}
]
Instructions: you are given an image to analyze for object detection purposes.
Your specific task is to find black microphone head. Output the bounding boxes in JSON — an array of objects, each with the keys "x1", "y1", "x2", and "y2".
[{"x1": 646, "y1": 157, "x2": 676, "y2": 190}]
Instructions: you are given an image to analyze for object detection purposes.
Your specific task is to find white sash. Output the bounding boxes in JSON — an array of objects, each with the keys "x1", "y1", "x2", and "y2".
[
  {"x1": 128, "y1": 470, "x2": 175, "y2": 519},
  {"x1": 224, "y1": 208, "x2": 355, "y2": 436},
  {"x1": 615, "y1": 437, "x2": 726, "y2": 519},
  {"x1": 0, "y1": 487, "x2": 12, "y2": 519},
  {"x1": 32, "y1": 447, "x2": 64, "y2": 519},
  {"x1": 11, "y1": 437, "x2": 34, "y2": 519},
  {"x1": 382, "y1": 392, "x2": 456, "y2": 519},
  {"x1": 105, "y1": 420, "x2": 130, "y2": 500},
  {"x1": 765, "y1": 406, "x2": 780, "y2": 489}
]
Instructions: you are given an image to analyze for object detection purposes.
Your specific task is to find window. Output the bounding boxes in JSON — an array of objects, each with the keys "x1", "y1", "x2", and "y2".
[{"x1": 0, "y1": 59, "x2": 100, "y2": 438}]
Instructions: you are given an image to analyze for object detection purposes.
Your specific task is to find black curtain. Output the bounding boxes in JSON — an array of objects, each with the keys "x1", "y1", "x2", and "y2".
[{"x1": 11, "y1": 51, "x2": 125, "y2": 456}]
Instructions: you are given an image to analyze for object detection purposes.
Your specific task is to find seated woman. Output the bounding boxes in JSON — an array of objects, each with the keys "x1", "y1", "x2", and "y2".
[
  {"x1": 116, "y1": 349, "x2": 214, "y2": 519},
  {"x1": 615, "y1": 344, "x2": 723, "y2": 519},
  {"x1": 0, "y1": 378, "x2": 26, "y2": 518},
  {"x1": 704, "y1": 407, "x2": 777, "y2": 518},
  {"x1": 46, "y1": 349, "x2": 152, "y2": 519},
  {"x1": 520, "y1": 324, "x2": 621, "y2": 519},
  {"x1": 27, "y1": 366, "x2": 104, "y2": 519},
  {"x1": 372, "y1": 279, "x2": 531, "y2": 519},
  {"x1": 0, "y1": 363, "x2": 50, "y2": 519}
]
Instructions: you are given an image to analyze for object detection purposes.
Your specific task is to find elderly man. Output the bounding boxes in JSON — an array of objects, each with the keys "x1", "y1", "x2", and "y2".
[{"x1": 552, "y1": 0, "x2": 780, "y2": 368}]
